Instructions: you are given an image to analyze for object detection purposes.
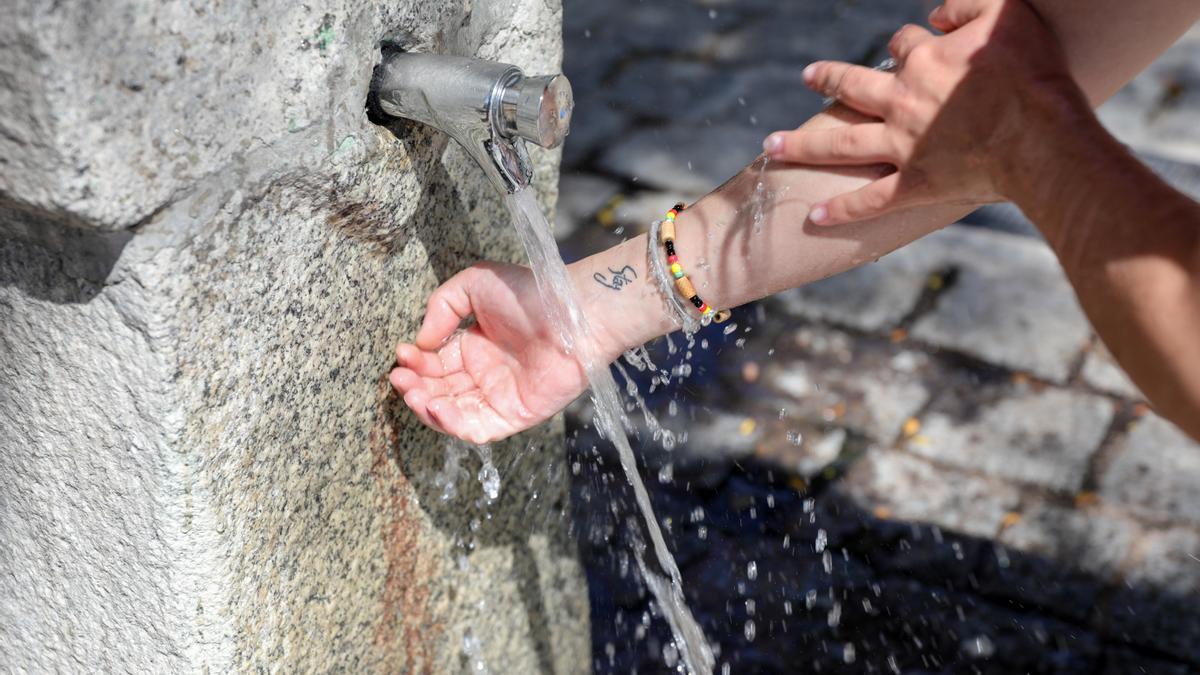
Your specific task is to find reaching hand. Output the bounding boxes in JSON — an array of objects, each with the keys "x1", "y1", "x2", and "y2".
[
  {"x1": 389, "y1": 262, "x2": 596, "y2": 444},
  {"x1": 762, "y1": 0, "x2": 1088, "y2": 225}
]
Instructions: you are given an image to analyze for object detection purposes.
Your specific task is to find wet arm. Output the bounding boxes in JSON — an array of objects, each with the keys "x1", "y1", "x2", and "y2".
[{"x1": 570, "y1": 0, "x2": 1199, "y2": 359}]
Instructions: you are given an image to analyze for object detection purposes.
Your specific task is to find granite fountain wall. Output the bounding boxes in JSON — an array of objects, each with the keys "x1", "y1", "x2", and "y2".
[{"x1": 0, "y1": 1, "x2": 588, "y2": 671}]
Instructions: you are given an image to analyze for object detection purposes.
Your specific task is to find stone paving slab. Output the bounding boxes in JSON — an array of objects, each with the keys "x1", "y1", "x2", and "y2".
[
  {"x1": 905, "y1": 385, "x2": 1114, "y2": 494},
  {"x1": 759, "y1": 327, "x2": 934, "y2": 444},
  {"x1": 1100, "y1": 414, "x2": 1200, "y2": 528},
  {"x1": 1099, "y1": 25, "x2": 1200, "y2": 166},
  {"x1": 1107, "y1": 526, "x2": 1200, "y2": 667},
  {"x1": 839, "y1": 449, "x2": 1022, "y2": 539},
  {"x1": 597, "y1": 124, "x2": 765, "y2": 194},
  {"x1": 996, "y1": 501, "x2": 1137, "y2": 582},
  {"x1": 908, "y1": 227, "x2": 1093, "y2": 383},
  {"x1": 775, "y1": 225, "x2": 1096, "y2": 383},
  {"x1": 1080, "y1": 340, "x2": 1145, "y2": 401},
  {"x1": 771, "y1": 240, "x2": 933, "y2": 333},
  {"x1": 706, "y1": 1, "x2": 927, "y2": 68}
]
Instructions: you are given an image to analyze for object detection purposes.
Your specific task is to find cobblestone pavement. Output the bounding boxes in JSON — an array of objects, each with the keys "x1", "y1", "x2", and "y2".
[{"x1": 556, "y1": 1, "x2": 1200, "y2": 673}]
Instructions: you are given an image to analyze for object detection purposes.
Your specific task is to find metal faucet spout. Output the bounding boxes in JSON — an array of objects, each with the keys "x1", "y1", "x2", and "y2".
[{"x1": 370, "y1": 52, "x2": 574, "y2": 194}]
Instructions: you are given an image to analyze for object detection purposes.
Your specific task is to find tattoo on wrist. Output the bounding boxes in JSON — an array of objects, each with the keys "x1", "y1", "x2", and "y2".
[{"x1": 593, "y1": 265, "x2": 638, "y2": 291}]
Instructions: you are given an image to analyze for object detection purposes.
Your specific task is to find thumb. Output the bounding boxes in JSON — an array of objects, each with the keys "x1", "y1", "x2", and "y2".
[{"x1": 415, "y1": 267, "x2": 478, "y2": 350}]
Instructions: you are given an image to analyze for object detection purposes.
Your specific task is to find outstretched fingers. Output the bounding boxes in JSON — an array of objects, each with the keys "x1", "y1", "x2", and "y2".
[
  {"x1": 764, "y1": 124, "x2": 894, "y2": 166},
  {"x1": 803, "y1": 61, "x2": 895, "y2": 119},
  {"x1": 808, "y1": 173, "x2": 907, "y2": 226}
]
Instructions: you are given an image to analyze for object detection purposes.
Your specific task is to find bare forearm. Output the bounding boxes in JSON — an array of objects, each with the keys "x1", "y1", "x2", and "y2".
[
  {"x1": 569, "y1": 108, "x2": 971, "y2": 356},
  {"x1": 1009, "y1": 106, "x2": 1200, "y2": 437},
  {"x1": 568, "y1": 0, "x2": 1199, "y2": 360}
]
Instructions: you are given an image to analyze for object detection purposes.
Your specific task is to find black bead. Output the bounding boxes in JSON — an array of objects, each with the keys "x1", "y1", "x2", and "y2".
[
  {"x1": 690, "y1": 296, "x2": 704, "y2": 308},
  {"x1": 665, "y1": 241, "x2": 676, "y2": 255}
]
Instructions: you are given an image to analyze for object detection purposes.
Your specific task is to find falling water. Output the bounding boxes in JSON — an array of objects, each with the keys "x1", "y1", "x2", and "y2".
[{"x1": 504, "y1": 188, "x2": 715, "y2": 674}]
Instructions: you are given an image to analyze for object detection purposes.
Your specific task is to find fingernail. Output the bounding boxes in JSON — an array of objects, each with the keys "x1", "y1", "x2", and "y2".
[
  {"x1": 763, "y1": 133, "x2": 783, "y2": 155},
  {"x1": 810, "y1": 204, "x2": 829, "y2": 224},
  {"x1": 802, "y1": 63, "x2": 818, "y2": 83}
]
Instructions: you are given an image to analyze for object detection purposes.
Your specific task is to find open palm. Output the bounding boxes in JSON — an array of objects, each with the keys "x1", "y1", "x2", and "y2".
[{"x1": 389, "y1": 262, "x2": 593, "y2": 444}]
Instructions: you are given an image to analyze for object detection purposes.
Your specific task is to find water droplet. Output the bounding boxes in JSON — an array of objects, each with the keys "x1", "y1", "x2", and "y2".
[
  {"x1": 743, "y1": 619, "x2": 756, "y2": 642},
  {"x1": 746, "y1": 561, "x2": 758, "y2": 581},
  {"x1": 827, "y1": 601, "x2": 842, "y2": 627},
  {"x1": 964, "y1": 635, "x2": 995, "y2": 658},
  {"x1": 815, "y1": 529, "x2": 828, "y2": 553},
  {"x1": 843, "y1": 642, "x2": 856, "y2": 664}
]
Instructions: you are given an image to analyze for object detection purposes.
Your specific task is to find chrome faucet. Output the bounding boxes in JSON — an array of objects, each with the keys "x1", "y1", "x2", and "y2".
[{"x1": 370, "y1": 52, "x2": 574, "y2": 194}]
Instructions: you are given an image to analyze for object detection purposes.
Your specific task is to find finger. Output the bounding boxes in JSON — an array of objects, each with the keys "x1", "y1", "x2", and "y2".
[
  {"x1": 389, "y1": 366, "x2": 423, "y2": 393},
  {"x1": 809, "y1": 173, "x2": 906, "y2": 226},
  {"x1": 396, "y1": 343, "x2": 454, "y2": 378},
  {"x1": 888, "y1": 24, "x2": 934, "y2": 63},
  {"x1": 764, "y1": 124, "x2": 893, "y2": 165},
  {"x1": 803, "y1": 61, "x2": 894, "y2": 118},
  {"x1": 415, "y1": 268, "x2": 477, "y2": 350},
  {"x1": 389, "y1": 367, "x2": 477, "y2": 401},
  {"x1": 929, "y1": 0, "x2": 989, "y2": 32},
  {"x1": 401, "y1": 388, "x2": 448, "y2": 434},
  {"x1": 428, "y1": 394, "x2": 517, "y2": 446}
]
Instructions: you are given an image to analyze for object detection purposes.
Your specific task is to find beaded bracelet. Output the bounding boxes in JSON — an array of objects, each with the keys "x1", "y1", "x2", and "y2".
[{"x1": 659, "y1": 203, "x2": 731, "y2": 324}]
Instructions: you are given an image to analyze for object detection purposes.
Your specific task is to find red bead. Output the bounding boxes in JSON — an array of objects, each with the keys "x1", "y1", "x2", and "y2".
[
  {"x1": 697, "y1": 302, "x2": 709, "y2": 314},
  {"x1": 667, "y1": 254, "x2": 678, "y2": 264}
]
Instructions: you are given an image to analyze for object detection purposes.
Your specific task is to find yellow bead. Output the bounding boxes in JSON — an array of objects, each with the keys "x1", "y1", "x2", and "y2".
[{"x1": 670, "y1": 263, "x2": 683, "y2": 278}]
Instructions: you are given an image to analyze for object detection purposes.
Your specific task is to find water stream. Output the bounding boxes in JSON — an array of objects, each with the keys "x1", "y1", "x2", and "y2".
[{"x1": 504, "y1": 188, "x2": 716, "y2": 674}]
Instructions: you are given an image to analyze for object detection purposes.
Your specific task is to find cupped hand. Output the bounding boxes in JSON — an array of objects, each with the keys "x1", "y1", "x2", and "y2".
[
  {"x1": 763, "y1": 0, "x2": 1089, "y2": 225},
  {"x1": 390, "y1": 262, "x2": 593, "y2": 444}
]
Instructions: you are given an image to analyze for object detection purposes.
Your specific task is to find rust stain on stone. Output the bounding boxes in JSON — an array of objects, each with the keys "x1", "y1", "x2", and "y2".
[{"x1": 370, "y1": 377, "x2": 441, "y2": 673}]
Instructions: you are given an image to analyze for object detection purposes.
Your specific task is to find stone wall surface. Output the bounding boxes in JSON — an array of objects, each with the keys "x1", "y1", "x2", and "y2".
[{"x1": 1, "y1": 0, "x2": 588, "y2": 672}]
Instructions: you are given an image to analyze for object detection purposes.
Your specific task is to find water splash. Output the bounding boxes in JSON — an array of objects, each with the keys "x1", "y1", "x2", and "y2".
[
  {"x1": 749, "y1": 155, "x2": 770, "y2": 234},
  {"x1": 474, "y1": 444, "x2": 500, "y2": 502},
  {"x1": 505, "y1": 189, "x2": 715, "y2": 674}
]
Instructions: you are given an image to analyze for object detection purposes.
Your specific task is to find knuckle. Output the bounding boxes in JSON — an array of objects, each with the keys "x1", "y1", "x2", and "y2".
[
  {"x1": 905, "y1": 43, "x2": 935, "y2": 69},
  {"x1": 862, "y1": 188, "x2": 889, "y2": 211},
  {"x1": 837, "y1": 131, "x2": 861, "y2": 156}
]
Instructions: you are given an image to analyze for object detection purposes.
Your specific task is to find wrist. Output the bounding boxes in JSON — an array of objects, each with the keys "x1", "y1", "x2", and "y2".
[
  {"x1": 567, "y1": 235, "x2": 676, "y2": 362},
  {"x1": 996, "y1": 75, "x2": 1099, "y2": 203}
]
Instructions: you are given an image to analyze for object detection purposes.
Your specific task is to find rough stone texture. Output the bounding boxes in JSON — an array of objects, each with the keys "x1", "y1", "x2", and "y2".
[
  {"x1": 0, "y1": 1, "x2": 589, "y2": 672},
  {"x1": 839, "y1": 449, "x2": 1021, "y2": 539},
  {"x1": 775, "y1": 224, "x2": 1095, "y2": 373},
  {"x1": 906, "y1": 386, "x2": 1113, "y2": 493},
  {"x1": 1100, "y1": 414, "x2": 1200, "y2": 527},
  {"x1": 772, "y1": 243, "x2": 932, "y2": 333},
  {"x1": 908, "y1": 227, "x2": 1093, "y2": 382},
  {"x1": 597, "y1": 124, "x2": 766, "y2": 195},
  {"x1": 1099, "y1": 25, "x2": 1200, "y2": 165},
  {"x1": 760, "y1": 327, "x2": 933, "y2": 443},
  {"x1": 997, "y1": 502, "x2": 1137, "y2": 582},
  {"x1": 1081, "y1": 339, "x2": 1145, "y2": 400}
]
